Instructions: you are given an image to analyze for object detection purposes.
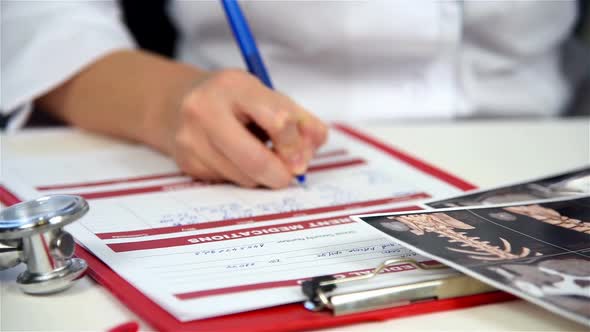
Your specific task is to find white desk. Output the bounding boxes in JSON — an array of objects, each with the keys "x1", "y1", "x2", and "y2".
[{"x1": 1, "y1": 118, "x2": 589, "y2": 331}]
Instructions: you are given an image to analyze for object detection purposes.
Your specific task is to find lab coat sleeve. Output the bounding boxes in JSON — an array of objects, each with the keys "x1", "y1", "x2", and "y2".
[
  {"x1": 0, "y1": 1, "x2": 136, "y2": 130},
  {"x1": 460, "y1": 1, "x2": 578, "y2": 116}
]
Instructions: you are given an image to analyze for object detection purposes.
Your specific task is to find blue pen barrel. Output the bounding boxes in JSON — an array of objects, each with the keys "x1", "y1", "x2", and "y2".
[
  {"x1": 246, "y1": 54, "x2": 273, "y2": 88},
  {"x1": 221, "y1": 0, "x2": 274, "y2": 89},
  {"x1": 221, "y1": 0, "x2": 305, "y2": 183}
]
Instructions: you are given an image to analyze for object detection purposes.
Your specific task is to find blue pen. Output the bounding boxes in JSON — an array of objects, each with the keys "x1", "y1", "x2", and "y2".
[{"x1": 220, "y1": 0, "x2": 306, "y2": 185}]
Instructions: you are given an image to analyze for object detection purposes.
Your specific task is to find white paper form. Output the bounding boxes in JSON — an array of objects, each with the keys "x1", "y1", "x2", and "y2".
[{"x1": 2, "y1": 126, "x2": 468, "y2": 320}]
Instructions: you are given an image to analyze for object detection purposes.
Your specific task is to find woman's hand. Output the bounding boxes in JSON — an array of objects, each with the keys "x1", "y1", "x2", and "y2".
[
  {"x1": 157, "y1": 69, "x2": 328, "y2": 189},
  {"x1": 36, "y1": 51, "x2": 327, "y2": 189}
]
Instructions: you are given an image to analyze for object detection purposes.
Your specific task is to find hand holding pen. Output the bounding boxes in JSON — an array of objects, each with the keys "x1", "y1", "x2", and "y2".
[
  {"x1": 154, "y1": 1, "x2": 327, "y2": 189},
  {"x1": 220, "y1": 0, "x2": 321, "y2": 185},
  {"x1": 173, "y1": 69, "x2": 326, "y2": 189}
]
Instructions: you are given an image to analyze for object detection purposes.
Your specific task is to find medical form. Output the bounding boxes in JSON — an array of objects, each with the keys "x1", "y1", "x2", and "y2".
[{"x1": 2, "y1": 125, "x2": 469, "y2": 321}]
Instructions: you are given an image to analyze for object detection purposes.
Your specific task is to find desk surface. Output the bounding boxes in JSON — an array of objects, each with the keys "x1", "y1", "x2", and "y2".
[{"x1": 1, "y1": 118, "x2": 589, "y2": 331}]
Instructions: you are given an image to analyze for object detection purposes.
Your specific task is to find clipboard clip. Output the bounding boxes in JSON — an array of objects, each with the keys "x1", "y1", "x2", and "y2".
[{"x1": 301, "y1": 258, "x2": 495, "y2": 316}]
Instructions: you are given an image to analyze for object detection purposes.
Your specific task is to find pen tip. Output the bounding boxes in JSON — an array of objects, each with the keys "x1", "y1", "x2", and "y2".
[{"x1": 296, "y1": 174, "x2": 306, "y2": 185}]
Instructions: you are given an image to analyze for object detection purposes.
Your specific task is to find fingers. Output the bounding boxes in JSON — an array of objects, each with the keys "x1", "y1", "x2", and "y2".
[
  {"x1": 205, "y1": 107, "x2": 293, "y2": 189},
  {"x1": 247, "y1": 101, "x2": 307, "y2": 174},
  {"x1": 296, "y1": 108, "x2": 329, "y2": 150},
  {"x1": 234, "y1": 81, "x2": 326, "y2": 175},
  {"x1": 183, "y1": 142, "x2": 258, "y2": 188},
  {"x1": 173, "y1": 69, "x2": 328, "y2": 189},
  {"x1": 174, "y1": 93, "x2": 259, "y2": 187},
  {"x1": 177, "y1": 78, "x2": 292, "y2": 189},
  {"x1": 174, "y1": 121, "x2": 267, "y2": 188},
  {"x1": 173, "y1": 133, "x2": 222, "y2": 182}
]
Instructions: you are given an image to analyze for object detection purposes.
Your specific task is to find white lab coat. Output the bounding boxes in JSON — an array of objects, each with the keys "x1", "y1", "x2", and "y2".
[{"x1": 0, "y1": 1, "x2": 577, "y2": 130}]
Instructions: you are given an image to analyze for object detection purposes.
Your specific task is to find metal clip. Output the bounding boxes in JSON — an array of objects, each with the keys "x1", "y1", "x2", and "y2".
[{"x1": 302, "y1": 258, "x2": 495, "y2": 315}]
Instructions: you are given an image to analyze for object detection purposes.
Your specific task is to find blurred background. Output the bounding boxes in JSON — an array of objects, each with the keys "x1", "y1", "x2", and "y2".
[{"x1": 120, "y1": 0, "x2": 590, "y2": 117}]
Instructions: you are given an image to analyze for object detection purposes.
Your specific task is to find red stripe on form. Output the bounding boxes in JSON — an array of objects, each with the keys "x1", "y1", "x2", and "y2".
[
  {"x1": 68, "y1": 158, "x2": 364, "y2": 200},
  {"x1": 106, "y1": 204, "x2": 427, "y2": 253},
  {"x1": 76, "y1": 181, "x2": 209, "y2": 200},
  {"x1": 36, "y1": 172, "x2": 185, "y2": 191},
  {"x1": 107, "y1": 217, "x2": 356, "y2": 252},
  {"x1": 96, "y1": 193, "x2": 429, "y2": 239},
  {"x1": 307, "y1": 159, "x2": 365, "y2": 172},
  {"x1": 36, "y1": 149, "x2": 349, "y2": 192},
  {"x1": 313, "y1": 149, "x2": 348, "y2": 159}
]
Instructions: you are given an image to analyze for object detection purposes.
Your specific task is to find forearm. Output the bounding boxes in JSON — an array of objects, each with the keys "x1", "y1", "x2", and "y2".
[
  {"x1": 36, "y1": 50, "x2": 204, "y2": 154},
  {"x1": 35, "y1": 49, "x2": 327, "y2": 189}
]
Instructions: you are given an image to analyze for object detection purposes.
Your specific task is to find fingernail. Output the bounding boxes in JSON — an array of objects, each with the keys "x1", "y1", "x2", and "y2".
[
  {"x1": 263, "y1": 165, "x2": 291, "y2": 189},
  {"x1": 290, "y1": 152, "x2": 307, "y2": 174},
  {"x1": 274, "y1": 110, "x2": 289, "y2": 129}
]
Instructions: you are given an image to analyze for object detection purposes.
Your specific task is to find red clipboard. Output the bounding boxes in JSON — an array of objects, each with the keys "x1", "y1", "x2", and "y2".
[{"x1": 0, "y1": 124, "x2": 516, "y2": 332}]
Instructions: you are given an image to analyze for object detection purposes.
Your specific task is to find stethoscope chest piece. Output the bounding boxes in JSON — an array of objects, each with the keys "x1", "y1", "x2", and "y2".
[{"x1": 0, "y1": 195, "x2": 89, "y2": 294}]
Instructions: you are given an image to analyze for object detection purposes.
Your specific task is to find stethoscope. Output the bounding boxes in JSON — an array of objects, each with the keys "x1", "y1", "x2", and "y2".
[{"x1": 0, "y1": 195, "x2": 89, "y2": 294}]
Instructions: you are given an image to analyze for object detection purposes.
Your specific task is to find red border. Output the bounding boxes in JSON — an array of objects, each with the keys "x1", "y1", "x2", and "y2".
[
  {"x1": 0, "y1": 126, "x2": 494, "y2": 332},
  {"x1": 0, "y1": 186, "x2": 20, "y2": 206}
]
